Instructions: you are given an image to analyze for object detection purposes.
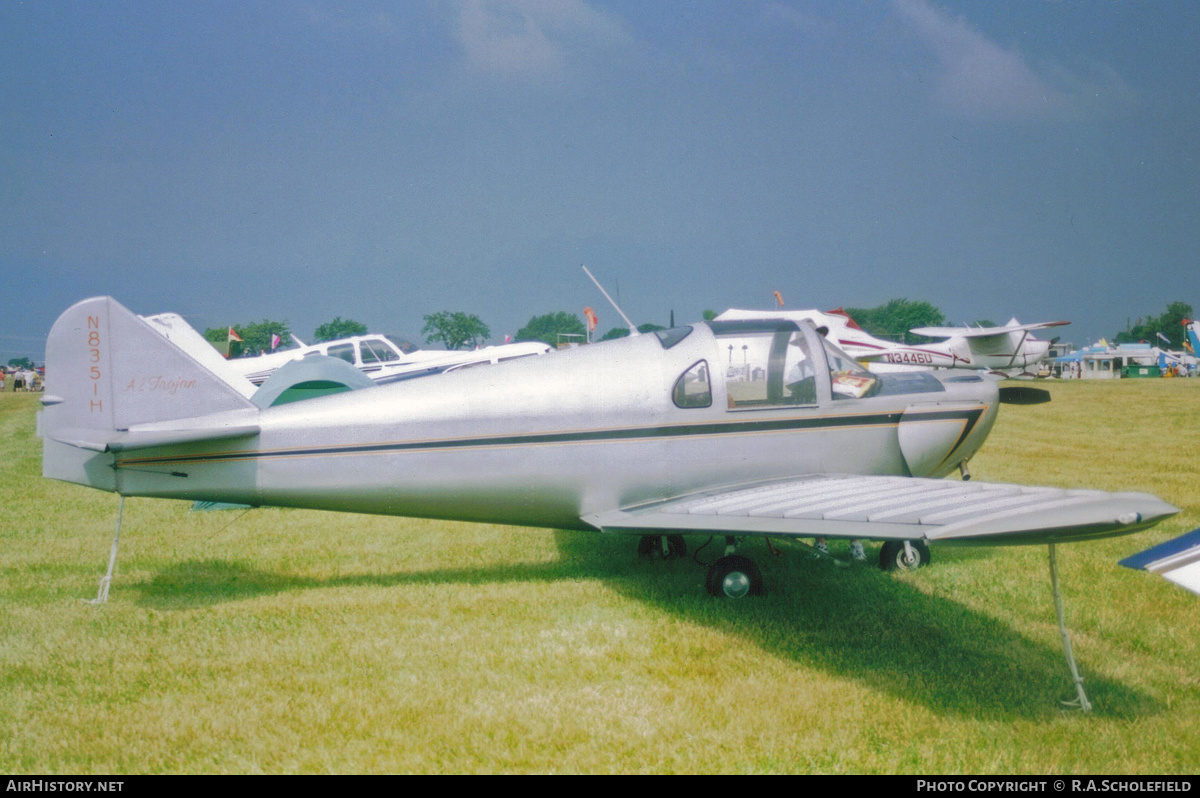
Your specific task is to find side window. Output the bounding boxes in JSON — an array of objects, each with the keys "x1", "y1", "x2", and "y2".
[
  {"x1": 673, "y1": 360, "x2": 712, "y2": 408},
  {"x1": 362, "y1": 339, "x2": 400, "y2": 363},
  {"x1": 720, "y1": 332, "x2": 775, "y2": 407},
  {"x1": 327, "y1": 343, "x2": 355, "y2": 364}
]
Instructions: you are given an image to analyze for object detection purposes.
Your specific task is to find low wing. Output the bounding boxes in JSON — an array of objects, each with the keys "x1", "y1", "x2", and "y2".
[
  {"x1": 911, "y1": 321, "x2": 1070, "y2": 340},
  {"x1": 582, "y1": 474, "x2": 1177, "y2": 545},
  {"x1": 1120, "y1": 528, "x2": 1200, "y2": 597}
]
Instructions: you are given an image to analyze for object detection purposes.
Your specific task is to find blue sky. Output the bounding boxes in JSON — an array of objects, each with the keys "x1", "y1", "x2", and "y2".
[{"x1": 2, "y1": 1, "x2": 1197, "y2": 361}]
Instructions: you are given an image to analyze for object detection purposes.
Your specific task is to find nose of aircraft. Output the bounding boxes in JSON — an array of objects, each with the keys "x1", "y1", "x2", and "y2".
[{"x1": 894, "y1": 373, "x2": 1000, "y2": 478}]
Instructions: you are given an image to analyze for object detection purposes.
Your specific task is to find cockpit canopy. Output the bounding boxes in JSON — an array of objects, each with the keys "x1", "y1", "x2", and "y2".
[{"x1": 681, "y1": 319, "x2": 878, "y2": 410}]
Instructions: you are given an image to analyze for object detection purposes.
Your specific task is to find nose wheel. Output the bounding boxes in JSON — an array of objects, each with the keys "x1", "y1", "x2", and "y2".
[
  {"x1": 706, "y1": 555, "x2": 764, "y2": 598},
  {"x1": 879, "y1": 540, "x2": 931, "y2": 571}
]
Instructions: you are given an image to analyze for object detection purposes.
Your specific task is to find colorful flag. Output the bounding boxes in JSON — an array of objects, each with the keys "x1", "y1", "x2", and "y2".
[
  {"x1": 583, "y1": 306, "x2": 599, "y2": 332},
  {"x1": 773, "y1": 291, "x2": 785, "y2": 308},
  {"x1": 271, "y1": 333, "x2": 281, "y2": 350},
  {"x1": 227, "y1": 327, "x2": 243, "y2": 343}
]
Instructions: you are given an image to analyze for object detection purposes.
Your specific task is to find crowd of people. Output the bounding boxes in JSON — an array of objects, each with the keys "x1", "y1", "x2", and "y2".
[{"x1": 1, "y1": 366, "x2": 42, "y2": 392}]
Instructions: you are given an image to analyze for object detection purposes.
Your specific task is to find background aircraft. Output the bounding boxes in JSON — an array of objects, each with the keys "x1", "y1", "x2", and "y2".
[
  {"x1": 910, "y1": 318, "x2": 1070, "y2": 374},
  {"x1": 1185, "y1": 319, "x2": 1200, "y2": 355},
  {"x1": 168, "y1": 316, "x2": 551, "y2": 387},
  {"x1": 1121, "y1": 528, "x2": 1200, "y2": 598},
  {"x1": 715, "y1": 309, "x2": 1067, "y2": 375}
]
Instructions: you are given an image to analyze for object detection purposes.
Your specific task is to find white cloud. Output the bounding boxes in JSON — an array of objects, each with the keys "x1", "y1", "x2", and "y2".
[
  {"x1": 892, "y1": 0, "x2": 1132, "y2": 121},
  {"x1": 452, "y1": 0, "x2": 633, "y2": 80}
]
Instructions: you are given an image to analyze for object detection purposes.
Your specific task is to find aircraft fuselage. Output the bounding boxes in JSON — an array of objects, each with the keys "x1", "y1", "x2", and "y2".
[{"x1": 104, "y1": 321, "x2": 999, "y2": 530}]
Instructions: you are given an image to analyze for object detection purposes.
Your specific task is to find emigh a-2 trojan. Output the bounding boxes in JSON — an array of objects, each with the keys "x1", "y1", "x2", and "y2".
[{"x1": 39, "y1": 297, "x2": 1190, "y2": 710}]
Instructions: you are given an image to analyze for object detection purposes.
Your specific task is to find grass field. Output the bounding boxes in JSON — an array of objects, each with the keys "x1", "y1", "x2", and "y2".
[{"x1": 2, "y1": 380, "x2": 1198, "y2": 774}]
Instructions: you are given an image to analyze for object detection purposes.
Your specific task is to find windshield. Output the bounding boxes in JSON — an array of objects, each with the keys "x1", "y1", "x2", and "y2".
[{"x1": 822, "y1": 338, "x2": 879, "y2": 399}]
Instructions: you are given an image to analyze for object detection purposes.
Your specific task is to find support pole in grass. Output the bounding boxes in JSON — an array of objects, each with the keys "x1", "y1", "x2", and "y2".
[
  {"x1": 1048, "y1": 543, "x2": 1092, "y2": 712},
  {"x1": 85, "y1": 495, "x2": 124, "y2": 606}
]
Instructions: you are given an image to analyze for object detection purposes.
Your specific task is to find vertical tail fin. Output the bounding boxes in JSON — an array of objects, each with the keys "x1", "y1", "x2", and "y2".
[{"x1": 39, "y1": 297, "x2": 258, "y2": 488}]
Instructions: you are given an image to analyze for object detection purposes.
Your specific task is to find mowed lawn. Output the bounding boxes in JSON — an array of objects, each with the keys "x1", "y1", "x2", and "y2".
[{"x1": 1, "y1": 380, "x2": 1198, "y2": 774}]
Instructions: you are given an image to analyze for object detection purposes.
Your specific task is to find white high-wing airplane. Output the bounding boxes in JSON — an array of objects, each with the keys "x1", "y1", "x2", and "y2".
[
  {"x1": 716, "y1": 309, "x2": 1067, "y2": 374},
  {"x1": 39, "y1": 297, "x2": 1190, "y2": 709},
  {"x1": 909, "y1": 318, "x2": 1069, "y2": 374},
  {"x1": 204, "y1": 323, "x2": 550, "y2": 387}
]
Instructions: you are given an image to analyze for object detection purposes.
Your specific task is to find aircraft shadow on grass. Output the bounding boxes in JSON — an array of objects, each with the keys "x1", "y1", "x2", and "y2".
[{"x1": 135, "y1": 530, "x2": 1159, "y2": 721}]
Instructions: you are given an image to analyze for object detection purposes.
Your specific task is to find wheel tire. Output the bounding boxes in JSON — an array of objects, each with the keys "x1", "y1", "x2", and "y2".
[
  {"x1": 879, "y1": 540, "x2": 931, "y2": 571},
  {"x1": 637, "y1": 534, "x2": 686, "y2": 560},
  {"x1": 706, "y1": 555, "x2": 764, "y2": 598}
]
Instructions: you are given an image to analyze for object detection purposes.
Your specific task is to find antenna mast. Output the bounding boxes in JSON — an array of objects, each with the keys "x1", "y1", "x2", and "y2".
[{"x1": 582, "y1": 265, "x2": 639, "y2": 337}]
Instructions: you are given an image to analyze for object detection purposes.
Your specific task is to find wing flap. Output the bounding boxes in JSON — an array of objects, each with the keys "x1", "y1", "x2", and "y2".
[{"x1": 582, "y1": 475, "x2": 1178, "y2": 545}]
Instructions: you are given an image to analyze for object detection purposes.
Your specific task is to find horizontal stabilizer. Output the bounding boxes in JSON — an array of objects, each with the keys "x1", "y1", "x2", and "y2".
[
  {"x1": 1120, "y1": 528, "x2": 1200, "y2": 597},
  {"x1": 583, "y1": 474, "x2": 1178, "y2": 545},
  {"x1": 50, "y1": 409, "x2": 260, "y2": 453}
]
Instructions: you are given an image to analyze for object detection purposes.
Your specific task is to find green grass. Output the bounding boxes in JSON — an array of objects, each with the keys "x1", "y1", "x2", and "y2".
[{"x1": 2, "y1": 381, "x2": 1198, "y2": 774}]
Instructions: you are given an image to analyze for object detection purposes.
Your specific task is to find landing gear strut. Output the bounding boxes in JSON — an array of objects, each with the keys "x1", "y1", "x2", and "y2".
[
  {"x1": 637, "y1": 534, "x2": 686, "y2": 560},
  {"x1": 1048, "y1": 543, "x2": 1091, "y2": 712}
]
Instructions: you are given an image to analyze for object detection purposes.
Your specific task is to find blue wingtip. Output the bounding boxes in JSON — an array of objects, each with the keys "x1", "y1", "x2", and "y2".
[{"x1": 1120, "y1": 527, "x2": 1200, "y2": 571}]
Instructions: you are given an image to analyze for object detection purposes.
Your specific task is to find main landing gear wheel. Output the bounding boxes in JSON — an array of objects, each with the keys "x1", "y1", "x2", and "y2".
[
  {"x1": 706, "y1": 555, "x2": 764, "y2": 598},
  {"x1": 879, "y1": 540, "x2": 931, "y2": 571},
  {"x1": 638, "y1": 534, "x2": 686, "y2": 560}
]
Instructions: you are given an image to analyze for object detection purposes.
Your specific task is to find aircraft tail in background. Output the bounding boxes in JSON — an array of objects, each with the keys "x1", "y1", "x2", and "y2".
[
  {"x1": 1121, "y1": 528, "x2": 1200, "y2": 597},
  {"x1": 1185, "y1": 319, "x2": 1200, "y2": 354}
]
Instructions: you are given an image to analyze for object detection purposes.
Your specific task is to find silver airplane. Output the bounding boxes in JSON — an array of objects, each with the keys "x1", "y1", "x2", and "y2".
[
  {"x1": 39, "y1": 296, "x2": 1191, "y2": 709},
  {"x1": 41, "y1": 294, "x2": 1184, "y2": 582}
]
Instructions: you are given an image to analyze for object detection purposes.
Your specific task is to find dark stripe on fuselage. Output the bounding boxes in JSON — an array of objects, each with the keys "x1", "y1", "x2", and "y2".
[
  {"x1": 116, "y1": 407, "x2": 986, "y2": 468},
  {"x1": 936, "y1": 407, "x2": 987, "y2": 470}
]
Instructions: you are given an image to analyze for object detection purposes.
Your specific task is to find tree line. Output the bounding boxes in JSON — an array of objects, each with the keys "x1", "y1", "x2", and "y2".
[
  {"x1": 202, "y1": 317, "x2": 368, "y2": 358},
  {"x1": 204, "y1": 298, "x2": 1195, "y2": 359},
  {"x1": 1114, "y1": 301, "x2": 1193, "y2": 348}
]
